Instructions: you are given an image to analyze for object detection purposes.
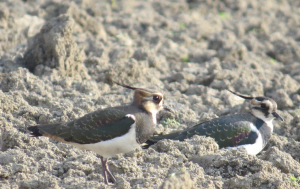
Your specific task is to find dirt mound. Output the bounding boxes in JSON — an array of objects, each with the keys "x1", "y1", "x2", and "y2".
[{"x1": 0, "y1": 0, "x2": 299, "y2": 188}]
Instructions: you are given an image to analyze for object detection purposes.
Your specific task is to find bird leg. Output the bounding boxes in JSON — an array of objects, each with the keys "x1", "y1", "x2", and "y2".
[
  {"x1": 100, "y1": 157, "x2": 116, "y2": 184},
  {"x1": 106, "y1": 166, "x2": 116, "y2": 183}
]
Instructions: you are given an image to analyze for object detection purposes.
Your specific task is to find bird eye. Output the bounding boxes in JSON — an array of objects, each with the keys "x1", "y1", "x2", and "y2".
[
  {"x1": 153, "y1": 95, "x2": 161, "y2": 103},
  {"x1": 261, "y1": 103, "x2": 267, "y2": 109}
]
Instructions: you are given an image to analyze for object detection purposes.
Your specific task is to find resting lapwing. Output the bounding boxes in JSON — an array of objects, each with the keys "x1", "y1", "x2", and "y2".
[
  {"x1": 144, "y1": 90, "x2": 283, "y2": 155},
  {"x1": 28, "y1": 82, "x2": 172, "y2": 184}
]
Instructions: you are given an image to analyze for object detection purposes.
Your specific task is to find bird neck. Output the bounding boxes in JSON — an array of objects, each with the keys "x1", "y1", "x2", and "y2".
[
  {"x1": 134, "y1": 111, "x2": 157, "y2": 144},
  {"x1": 151, "y1": 111, "x2": 158, "y2": 125},
  {"x1": 251, "y1": 112, "x2": 274, "y2": 133}
]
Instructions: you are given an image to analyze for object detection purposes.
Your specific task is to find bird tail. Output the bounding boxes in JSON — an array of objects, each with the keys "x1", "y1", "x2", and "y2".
[
  {"x1": 142, "y1": 131, "x2": 184, "y2": 149},
  {"x1": 27, "y1": 124, "x2": 60, "y2": 137},
  {"x1": 27, "y1": 126, "x2": 43, "y2": 137}
]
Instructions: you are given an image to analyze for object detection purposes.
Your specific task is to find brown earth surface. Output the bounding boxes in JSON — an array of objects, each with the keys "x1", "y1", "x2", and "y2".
[{"x1": 0, "y1": 0, "x2": 300, "y2": 188}]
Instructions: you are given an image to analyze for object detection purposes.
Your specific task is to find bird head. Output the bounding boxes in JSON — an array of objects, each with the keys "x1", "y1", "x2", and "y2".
[
  {"x1": 114, "y1": 81, "x2": 173, "y2": 114},
  {"x1": 228, "y1": 90, "x2": 284, "y2": 122}
]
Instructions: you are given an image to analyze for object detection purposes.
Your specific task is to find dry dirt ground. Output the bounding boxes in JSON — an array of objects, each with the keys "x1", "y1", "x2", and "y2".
[{"x1": 0, "y1": 0, "x2": 300, "y2": 188}]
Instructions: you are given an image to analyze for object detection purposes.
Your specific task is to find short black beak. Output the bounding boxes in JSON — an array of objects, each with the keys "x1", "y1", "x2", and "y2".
[
  {"x1": 272, "y1": 112, "x2": 284, "y2": 121},
  {"x1": 163, "y1": 105, "x2": 174, "y2": 113}
]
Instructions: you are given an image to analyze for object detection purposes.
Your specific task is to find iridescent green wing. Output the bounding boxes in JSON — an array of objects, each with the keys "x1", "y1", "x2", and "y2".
[
  {"x1": 184, "y1": 114, "x2": 258, "y2": 148},
  {"x1": 37, "y1": 107, "x2": 135, "y2": 144}
]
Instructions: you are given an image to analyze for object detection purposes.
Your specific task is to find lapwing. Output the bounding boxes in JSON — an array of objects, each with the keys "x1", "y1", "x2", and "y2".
[
  {"x1": 28, "y1": 82, "x2": 172, "y2": 185},
  {"x1": 144, "y1": 90, "x2": 283, "y2": 155}
]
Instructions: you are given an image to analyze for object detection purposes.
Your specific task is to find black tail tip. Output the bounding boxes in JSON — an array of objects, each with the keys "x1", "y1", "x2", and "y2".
[{"x1": 27, "y1": 126, "x2": 42, "y2": 137}]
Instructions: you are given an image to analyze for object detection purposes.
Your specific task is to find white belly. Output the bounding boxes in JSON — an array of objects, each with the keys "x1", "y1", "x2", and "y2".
[
  {"x1": 71, "y1": 121, "x2": 139, "y2": 158},
  {"x1": 227, "y1": 139, "x2": 263, "y2": 155}
]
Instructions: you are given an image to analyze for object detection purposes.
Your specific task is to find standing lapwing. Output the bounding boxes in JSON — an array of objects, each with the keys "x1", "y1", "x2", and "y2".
[
  {"x1": 144, "y1": 90, "x2": 283, "y2": 155},
  {"x1": 28, "y1": 82, "x2": 172, "y2": 185}
]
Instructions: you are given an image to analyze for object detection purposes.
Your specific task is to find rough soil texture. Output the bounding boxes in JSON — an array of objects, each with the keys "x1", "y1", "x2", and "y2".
[{"x1": 0, "y1": 0, "x2": 300, "y2": 188}]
